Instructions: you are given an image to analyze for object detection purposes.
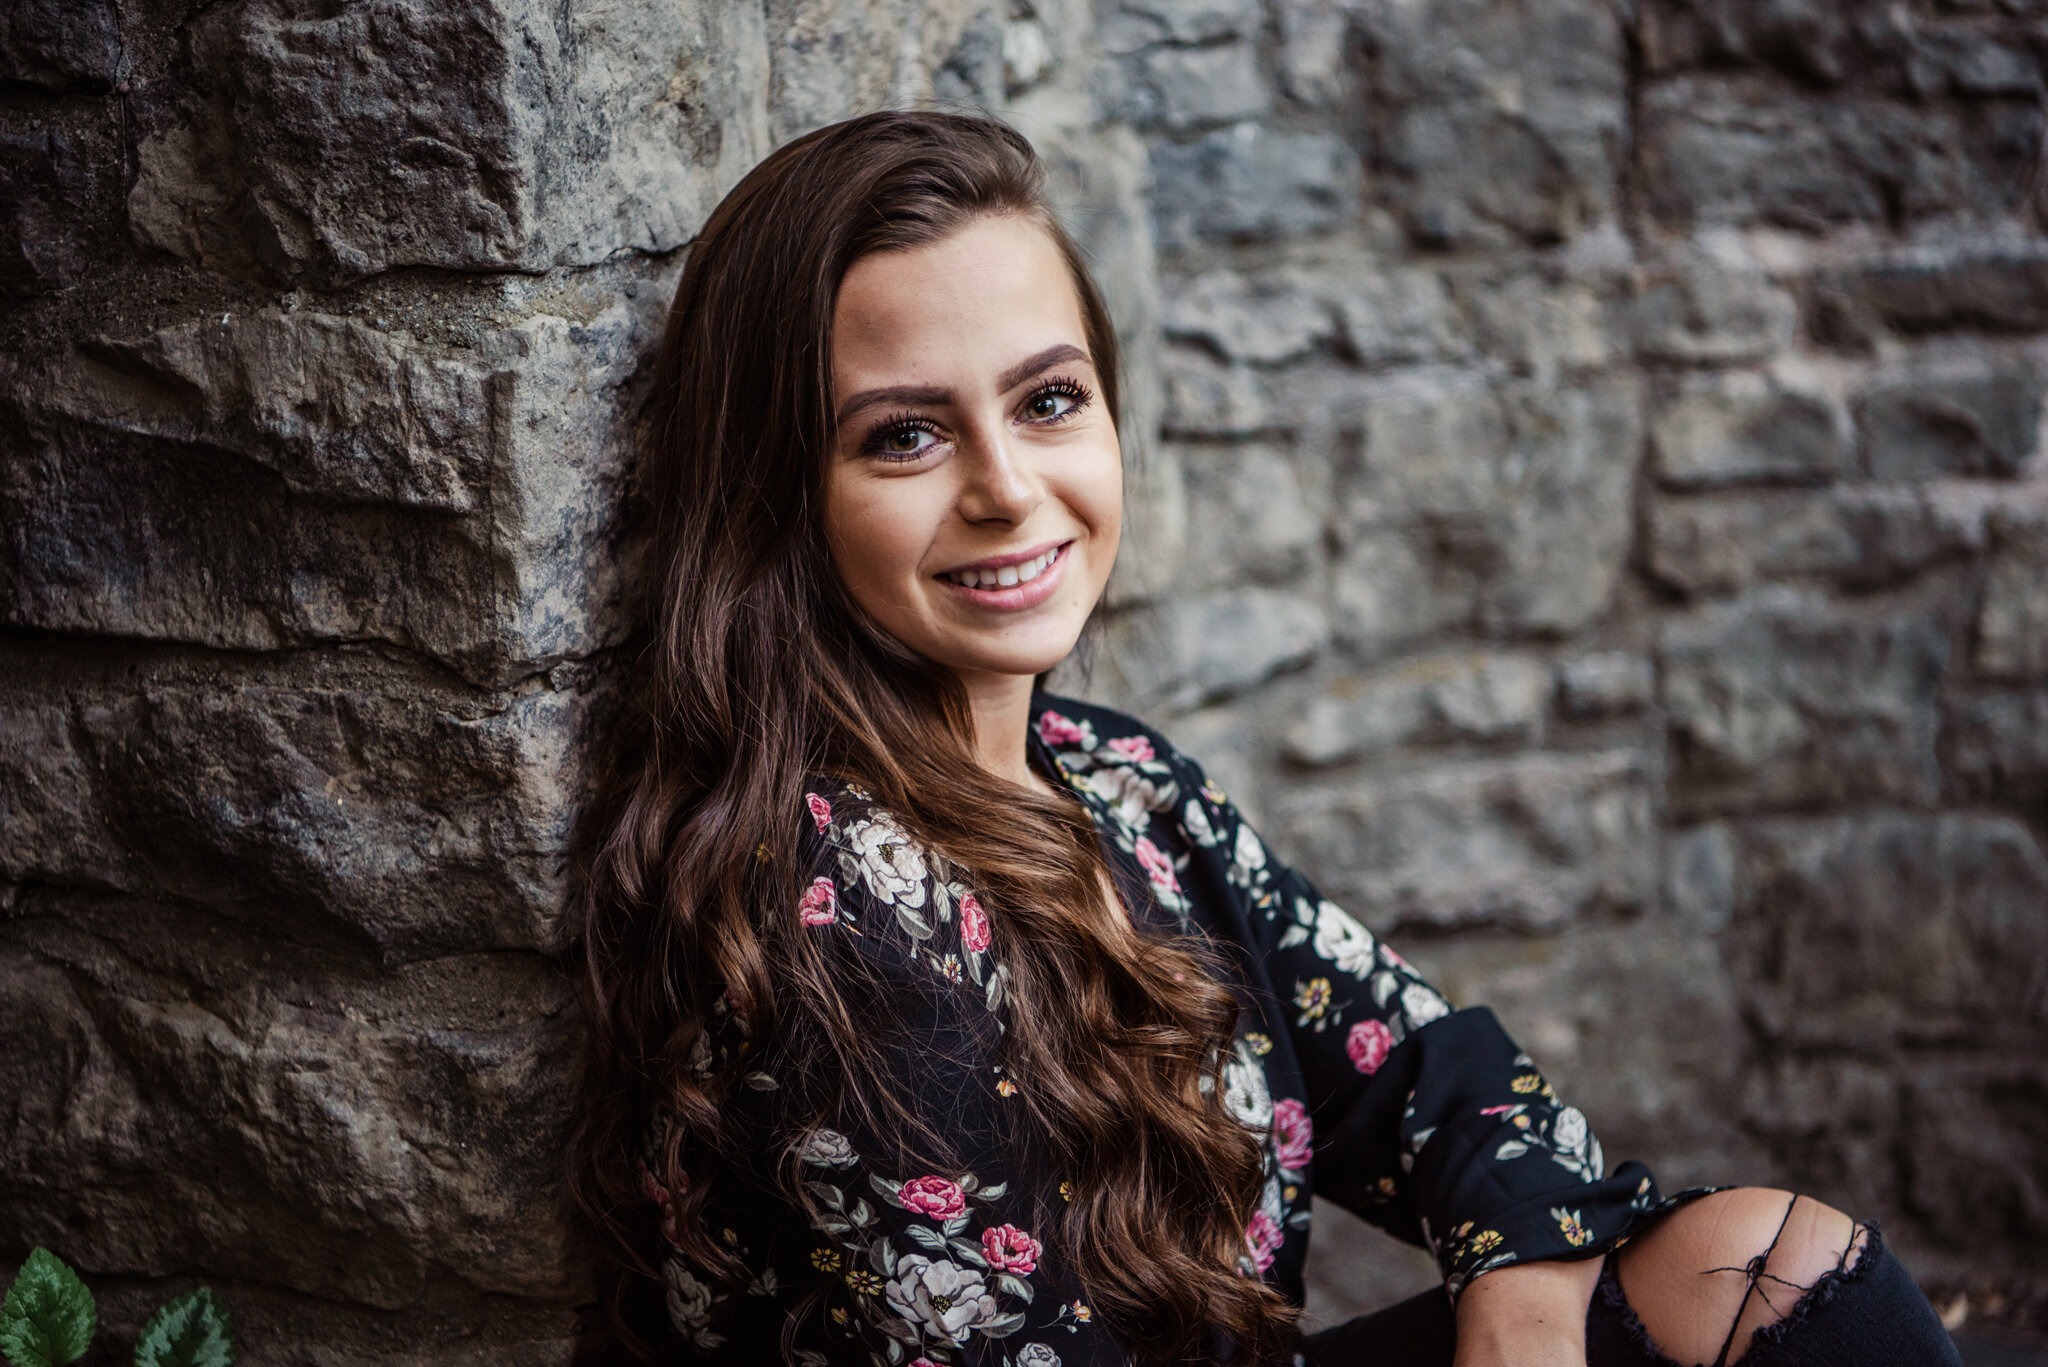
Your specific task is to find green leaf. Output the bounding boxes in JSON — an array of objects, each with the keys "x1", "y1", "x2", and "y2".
[
  {"x1": 1, "y1": 1248, "x2": 97, "y2": 1367},
  {"x1": 133, "y1": 1287, "x2": 233, "y2": 1367}
]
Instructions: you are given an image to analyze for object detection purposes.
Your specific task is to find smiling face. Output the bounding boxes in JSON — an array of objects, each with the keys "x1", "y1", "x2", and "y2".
[{"x1": 823, "y1": 214, "x2": 1122, "y2": 696}]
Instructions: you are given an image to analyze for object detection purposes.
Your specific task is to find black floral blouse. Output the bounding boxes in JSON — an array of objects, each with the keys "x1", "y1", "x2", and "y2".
[{"x1": 638, "y1": 693, "x2": 1682, "y2": 1366}]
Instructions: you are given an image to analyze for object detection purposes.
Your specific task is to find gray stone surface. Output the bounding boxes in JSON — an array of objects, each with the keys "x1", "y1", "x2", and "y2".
[{"x1": 10, "y1": 0, "x2": 2048, "y2": 1346}]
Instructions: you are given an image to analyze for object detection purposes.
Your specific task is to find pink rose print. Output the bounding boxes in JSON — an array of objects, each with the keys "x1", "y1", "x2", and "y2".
[
  {"x1": 899, "y1": 1174, "x2": 967, "y2": 1220},
  {"x1": 1106, "y1": 734, "x2": 1155, "y2": 763},
  {"x1": 1037, "y1": 711, "x2": 1089, "y2": 747},
  {"x1": 1134, "y1": 836, "x2": 1179, "y2": 894},
  {"x1": 798, "y1": 877, "x2": 838, "y2": 926},
  {"x1": 638, "y1": 1165, "x2": 682, "y2": 1246},
  {"x1": 1245, "y1": 1209, "x2": 1282, "y2": 1274},
  {"x1": 981, "y1": 1223, "x2": 1042, "y2": 1275},
  {"x1": 912, "y1": 1360, "x2": 940, "y2": 1367},
  {"x1": 960, "y1": 894, "x2": 992, "y2": 953},
  {"x1": 806, "y1": 792, "x2": 833, "y2": 832},
  {"x1": 1346, "y1": 1019, "x2": 1393, "y2": 1075},
  {"x1": 1273, "y1": 1099, "x2": 1313, "y2": 1170}
]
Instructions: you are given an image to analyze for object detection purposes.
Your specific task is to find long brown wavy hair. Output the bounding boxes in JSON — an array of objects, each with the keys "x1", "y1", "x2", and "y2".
[{"x1": 567, "y1": 110, "x2": 1295, "y2": 1365}]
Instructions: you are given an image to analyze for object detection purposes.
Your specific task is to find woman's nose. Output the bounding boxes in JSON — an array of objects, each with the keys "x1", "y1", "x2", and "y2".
[{"x1": 955, "y1": 424, "x2": 1042, "y2": 526}]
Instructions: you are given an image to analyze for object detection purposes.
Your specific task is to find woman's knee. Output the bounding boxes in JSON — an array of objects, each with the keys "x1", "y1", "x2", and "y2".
[{"x1": 1613, "y1": 1188, "x2": 1867, "y2": 1365}]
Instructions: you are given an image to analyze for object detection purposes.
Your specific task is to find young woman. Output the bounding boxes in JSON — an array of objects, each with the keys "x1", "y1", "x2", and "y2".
[{"x1": 568, "y1": 112, "x2": 1959, "y2": 1367}]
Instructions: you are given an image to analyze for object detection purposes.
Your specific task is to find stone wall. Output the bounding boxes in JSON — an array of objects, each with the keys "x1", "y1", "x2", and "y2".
[{"x1": 2, "y1": 0, "x2": 2043, "y2": 1359}]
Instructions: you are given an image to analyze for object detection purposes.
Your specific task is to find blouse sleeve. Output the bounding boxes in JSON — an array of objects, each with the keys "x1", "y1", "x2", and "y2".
[
  {"x1": 1171, "y1": 758, "x2": 1664, "y2": 1298},
  {"x1": 658, "y1": 782, "x2": 1131, "y2": 1367}
]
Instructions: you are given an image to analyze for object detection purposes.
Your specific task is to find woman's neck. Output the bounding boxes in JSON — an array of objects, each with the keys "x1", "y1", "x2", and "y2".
[{"x1": 957, "y1": 670, "x2": 1051, "y2": 794}]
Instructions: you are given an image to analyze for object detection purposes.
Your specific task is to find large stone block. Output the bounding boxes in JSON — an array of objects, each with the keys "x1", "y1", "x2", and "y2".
[
  {"x1": 0, "y1": 650, "x2": 594, "y2": 956},
  {"x1": 1637, "y1": 76, "x2": 2041, "y2": 231},
  {"x1": 1356, "y1": 0, "x2": 1626, "y2": 247},
  {"x1": 1660, "y1": 591, "x2": 1948, "y2": 817},
  {"x1": 1976, "y1": 507, "x2": 2048, "y2": 680},
  {"x1": 1650, "y1": 370, "x2": 1844, "y2": 488},
  {"x1": 1268, "y1": 749, "x2": 1658, "y2": 932},
  {"x1": 766, "y1": 0, "x2": 1002, "y2": 144},
  {"x1": 1810, "y1": 245, "x2": 2048, "y2": 340},
  {"x1": 0, "y1": 916, "x2": 579, "y2": 1308},
  {"x1": 1101, "y1": 0, "x2": 1264, "y2": 50},
  {"x1": 1331, "y1": 374, "x2": 1642, "y2": 650},
  {"x1": 1118, "y1": 42, "x2": 1270, "y2": 130},
  {"x1": 1945, "y1": 688, "x2": 2048, "y2": 805},
  {"x1": 1726, "y1": 811, "x2": 2048, "y2": 1047},
  {"x1": 1646, "y1": 487, "x2": 1966, "y2": 597},
  {"x1": 1902, "y1": 1063, "x2": 2048, "y2": 1253},
  {"x1": 0, "y1": 128, "x2": 94, "y2": 297},
  {"x1": 1626, "y1": 260, "x2": 1797, "y2": 365},
  {"x1": 1175, "y1": 441, "x2": 1322, "y2": 592},
  {"x1": 1148, "y1": 123, "x2": 1359, "y2": 248},
  {"x1": 1159, "y1": 263, "x2": 1456, "y2": 368},
  {"x1": 2, "y1": 300, "x2": 651, "y2": 684},
  {"x1": 0, "y1": 0, "x2": 120, "y2": 91},
  {"x1": 1283, "y1": 651, "x2": 1551, "y2": 767},
  {"x1": 130, "y1": 0, "x2": 769, "y2": 283},
  {"x1": 1099, "y1": 586, "x2": 1328, "y2": 711},
  {"x1": 1855, "y1": 361, "x2": 2045, "y2": 481}
]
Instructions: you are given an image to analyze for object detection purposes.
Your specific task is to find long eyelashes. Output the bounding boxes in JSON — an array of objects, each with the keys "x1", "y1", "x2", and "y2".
[{"x1": 857, "y1": 376, "x2": 1095, "y2": 462}]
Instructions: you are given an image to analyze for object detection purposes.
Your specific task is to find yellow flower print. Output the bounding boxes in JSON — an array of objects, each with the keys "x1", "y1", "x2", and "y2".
[
  {"x1": 1073, "y1": 1300, "x2": 1093, "y2": 1323},
  {"x1": 1246, "y1": 1031, "x2": 1274, "y2": 1056},
  {"x1": 1469, "y1": 1230, "x2": 1503, "y2": 1256},
  {"x1": 1294, "y1": 977, "x2": 1333, "y2": 1022},
  {"x1": 830, "y1": 1306, "x2": 850, "y2": 1327},
  {"x1": 845, "y1": 1269, "x2": 882, "y2": 1295},
  {"x1": 1552, "y1": 1207, "x2": 1592, "y2": 1247},
  {"x1": 810, "y1": 1247, "x2": 843, "y2": 1273},
  {"x1": 997, "y1": 1079, "x2": 1019, "y2": 1097},
  {"x1": 1059, "y1": 1181, "x2": 1074, "y2": 1202},
  {"x1": 1510, "y1": 1074, "x2": 1541, "y2": 1094}
]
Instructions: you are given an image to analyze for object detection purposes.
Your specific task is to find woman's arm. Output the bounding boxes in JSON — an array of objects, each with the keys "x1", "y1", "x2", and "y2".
[{"x1": 1453, "y1": 1256, "x2": 1604, "y2": 1367}]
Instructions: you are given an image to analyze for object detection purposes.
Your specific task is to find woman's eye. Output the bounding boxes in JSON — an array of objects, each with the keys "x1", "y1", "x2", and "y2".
[
  {"x1": 1022, "y1": 383, "x2": 1086, "y2": 423},
  {"x1": 866, "y1": 422, "x2": 940, "y2": 459}
]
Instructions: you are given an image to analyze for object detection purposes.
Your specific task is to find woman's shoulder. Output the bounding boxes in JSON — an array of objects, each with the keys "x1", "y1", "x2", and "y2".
[{"x1": 1031, "y1": 690, "x2": 1192, "y2": 772}]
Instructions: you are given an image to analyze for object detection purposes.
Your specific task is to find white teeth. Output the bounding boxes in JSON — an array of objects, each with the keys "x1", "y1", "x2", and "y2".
[{"x1": 947, "y1": 547, "x2": 1060, "y2": 590}]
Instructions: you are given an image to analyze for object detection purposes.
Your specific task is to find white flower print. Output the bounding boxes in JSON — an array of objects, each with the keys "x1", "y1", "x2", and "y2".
[
  {"x1": 1551, "y1": 1106, "x2": 1587, "y2": 1156},
  {"x1": 843, "y1": 812, "x2": 929, "y2": 910},
  {"x1": 1229, "y1": 822, "x2": 1267, "y2": 888},
  {"x1": 1082, "y1": 765, "x2": 1173, "y2": 829},
  {"x1": 1312, "y1": 901, "x2": 1378, "y2": 978},
  {"x1": 1183, "y1": 797, "x2": 1220, "y2": 847},
  {"x1": 1401, "y1": 982, "x2": 1450, "y2": 1028},
  {"x1": 664, "y1": 1260, "x2": 714, "y2": 1332},
  {"x1": 1220, "y1": 1038, "x2": 1275, "y2": 1132},
  {"x1": 884, "y1": 1255, "x2": 1000, "y2": 1344},
  {"x1": 798, "y1": 1128, "x2": 857, "y2": 1167},
  {"x1": 1016, "y1": 1345, "x2": 1062, "y2": 1367}
]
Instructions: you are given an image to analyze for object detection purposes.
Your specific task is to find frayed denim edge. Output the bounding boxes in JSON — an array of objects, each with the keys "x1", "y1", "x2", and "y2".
[{"x1": 1594, "y1": 1223, "x2": 1888, "y2": 1367}]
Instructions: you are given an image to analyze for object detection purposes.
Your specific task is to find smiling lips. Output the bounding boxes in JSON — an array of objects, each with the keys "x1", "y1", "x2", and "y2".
[{"x1": 938, "y1": 541, "x2": 1070, "y2": 609}]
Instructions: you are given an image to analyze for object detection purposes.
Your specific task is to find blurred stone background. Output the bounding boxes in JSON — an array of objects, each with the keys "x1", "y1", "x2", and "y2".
[{"x1": 3, "y1": 0, "x2": 2045, "y2": 1361}]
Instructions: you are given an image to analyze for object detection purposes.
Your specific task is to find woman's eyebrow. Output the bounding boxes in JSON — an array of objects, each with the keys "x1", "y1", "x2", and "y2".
[{"x1": 833, "y1": 343, "x2": 1092, "y2": 428}]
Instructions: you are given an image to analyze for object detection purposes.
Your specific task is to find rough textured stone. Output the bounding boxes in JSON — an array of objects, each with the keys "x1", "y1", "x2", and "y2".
[
  {"x1": 1160, "y1": 263, "x2": 1456, "y2": 368},
  {"x1": 1637, "y1": 78, "x2": 2041, "y2": 231},
  {"x1": 1660, "y1": 592, "x2": 1948, "y2": 817},
  {"x1": 1119, "y1": 42, "x2": 1270, "y2": 130},
  {"x1": 1726, "y1": 812, "x2": 2048, "y2": 1047},
  {"x1": 1148, "y1": 124, "x2": 1359, "y2": 247},
  {"x1": 1646, "y1": 487, "x2": 1966, "y2": 597},
  {"x1": 1357, "y1": 0, "x2": 1626, "y2": 246},
  {"x1": 1556, "y1": 652, "x2": 1654, "y2": 720},
  {"x1": 1103, "y1": 586, "x2": 1329, "y2": 710},
  {"x1": 767, "y1": 0, "x2": 1001, "y2": 143},
  {"x1": 1175, "y1": 442, "x2": 1321, "y2": 590},
  {"x1": 1856, "y1": 362, "x2": 2045, "y2": 481},
  {"x1": 1650, "y1": 370, "x2": 1845, "y2": 488},
  {"x1": 0, "y1": 652, "x2": 593, "y2": 957},
  {"x1": 2, "y1": 301, "x2": 652, "y2": 684},
  {"x1": 1626, "y1": 260, "x2": 1798, "y2": 365},
  {"x1": 0, "y1": 128, "x2": 93, "y2": 296},
  {"x1": 0, "y1": 919, "x2": 578, "y2": 1307},
  {"x1": 0, "y1": 0, "x2": 121, "y2": 92},
  {"x1": 1812, "y1": 246, "x2": 2048, "y2": 339},
  {"x1": 1976, "y1": 508, "x2": 2048, "y2": 680},
  {"x1": 131, "y1": 0, "x2": 771, "y2": 283},
  {"x1": 1269, "y1": 750, "x2": 1658, "y2": 932},
  {"x1": 1331, "y1": 376, "x2": 1642, "y2": 649},
  {"x1": 1946, "y1": 688, "x2": 2048, "y2": 805},
  {"x1": 1283, "y1": 651, "x2": 1551, "y2": 767}
]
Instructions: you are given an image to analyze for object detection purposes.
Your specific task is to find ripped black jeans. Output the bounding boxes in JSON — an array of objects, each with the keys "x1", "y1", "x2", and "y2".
[{"x1": 1300, "y1": 1225, "x2": 1962, "y2": 1367}]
